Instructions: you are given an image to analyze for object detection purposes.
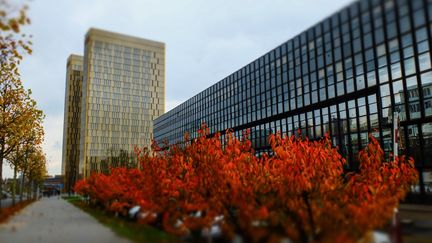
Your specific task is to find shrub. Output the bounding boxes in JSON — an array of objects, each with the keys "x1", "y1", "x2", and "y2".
[{"x1": 75, "y1": 126, "x2": 418, "y2": 242}]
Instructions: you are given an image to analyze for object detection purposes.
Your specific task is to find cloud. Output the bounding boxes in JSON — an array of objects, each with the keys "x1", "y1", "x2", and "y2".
[
  {"x1": 166, "y1": 99, "x2": 184, "y2": 112},
  {"x1": 41, "y1": 114, "x2": 65, "y2": 176}
]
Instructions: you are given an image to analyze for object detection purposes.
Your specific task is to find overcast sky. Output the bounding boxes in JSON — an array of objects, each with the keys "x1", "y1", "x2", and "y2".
[{"x1": 2, "y1": 0, "x2": 353, "y2": 178}]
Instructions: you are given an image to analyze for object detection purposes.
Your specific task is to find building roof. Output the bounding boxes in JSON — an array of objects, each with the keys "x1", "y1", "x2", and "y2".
[{"x1": 85, "y1": 28, "x2": 165, "y2": 49}]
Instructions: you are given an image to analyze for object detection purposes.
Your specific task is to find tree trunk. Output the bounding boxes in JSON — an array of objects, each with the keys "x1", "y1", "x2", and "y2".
[
  {"x1": 67, "y1": 169, "x2": 71, "y2": 196},
  {"x1": 20, "y1": 171, "x2": 25, "y2": 202},
  {"x1": 303, "y1": 192, "x2": 316, "y2": 242},
  {"x1": 27, "y1": 179, "x2": 31, "y2": 199},
  {"x1": 32, "y1": 180, "x2": 37, "y2": 199},
  {"x1": 26, "y1": 171, "x2": 32, "y2": 199},
  {"x1": 12, "y1": 166, "x2": 17, "y2": 205}
]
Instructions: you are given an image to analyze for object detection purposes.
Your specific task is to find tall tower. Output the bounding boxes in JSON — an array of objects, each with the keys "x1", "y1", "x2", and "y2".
[
  {"x1": 80, "y1": 28, "x2": 165, "y2": 177},
  {"x1": 62, "y1": 54, "x2": 83, "y2": 192}
]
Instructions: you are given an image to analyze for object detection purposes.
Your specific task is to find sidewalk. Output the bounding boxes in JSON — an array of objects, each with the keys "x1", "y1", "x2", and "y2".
[{"x1": 0, "y1": 197, "x2": 131, "y2": 243}]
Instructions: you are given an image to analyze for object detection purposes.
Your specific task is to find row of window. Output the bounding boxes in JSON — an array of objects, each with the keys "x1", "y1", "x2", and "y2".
[
  {"x1": 93, "y1": 40, "x2": 157, "y2": 57},
  {"x1": 91, "y1": 55, "x2": 161, "y2": 69}
]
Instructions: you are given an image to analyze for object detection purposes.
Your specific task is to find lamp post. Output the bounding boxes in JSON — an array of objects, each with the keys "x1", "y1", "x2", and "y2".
[
  {"x1": 393, "y1": 111, "x2": 400, "y2": 157},
  {"x1": 390, "y1": 110, "x2": 402, "y2": 243}
]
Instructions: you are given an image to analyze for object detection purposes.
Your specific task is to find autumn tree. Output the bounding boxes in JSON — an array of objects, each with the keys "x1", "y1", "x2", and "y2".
[
  {"x1": 0, "y1": 0, "x2": 32, "y2": 62},
  {"x1": 6, "y1": 104, "x2": 43, "y2": 204},
  {"x1": 23, "y1": 146, "x2": 47, "y2": 199},
  {"x1": 0, "y1": 0, "x2": 39, "y2": 207},
  {"x1": 7, "y1": 141, "x2": 32, "y2": 204},
  {"x1": 0, "y1": 81, "x2": 43, "y2": 205}
]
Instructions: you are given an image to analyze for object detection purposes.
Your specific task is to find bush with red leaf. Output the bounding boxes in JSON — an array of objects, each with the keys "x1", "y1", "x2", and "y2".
[{"x1": 74, "y1": 126, "x2": 418, "y2": 242}]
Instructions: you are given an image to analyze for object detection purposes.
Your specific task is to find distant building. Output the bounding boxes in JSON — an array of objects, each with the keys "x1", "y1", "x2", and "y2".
[
  {"x1": 43, "y1": 175, "x2": 64, "y2": 196},
  {"x1": 62, "y1": 28, "x2": 165, "y2": 179},
  {"x1": 80, "y1": 29, "x2": 165, "y2": 178},
  {"x1": 62, "y1": 54, "x2": 83, "y2": 193},
  {"x1": 154, "y1": 0, "x2": 432, "y2": 197}
]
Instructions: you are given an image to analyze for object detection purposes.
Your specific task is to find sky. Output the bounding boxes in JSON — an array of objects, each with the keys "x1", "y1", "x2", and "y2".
[{"x1": 2, "y1": 0, "x2": 353, "y2": 178}]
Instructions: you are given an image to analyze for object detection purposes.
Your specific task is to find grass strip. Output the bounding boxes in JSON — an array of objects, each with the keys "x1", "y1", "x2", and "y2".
[{"x1": 63, "y1": 196, "x2": 179, "y2": 243}]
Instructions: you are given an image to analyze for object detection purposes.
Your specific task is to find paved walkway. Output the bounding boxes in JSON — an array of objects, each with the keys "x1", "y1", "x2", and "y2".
[{"x1": 0, "y1": 197, "x2": 131, "y2": 243}]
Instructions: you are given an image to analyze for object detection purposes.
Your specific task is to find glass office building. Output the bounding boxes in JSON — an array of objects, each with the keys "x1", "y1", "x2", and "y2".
[
  {"x1": 154, "y1": 0, "x2": 432, "y2": 197},
  {"x1": 79, "y1": 28, "x2": 165, "y2": 178}
]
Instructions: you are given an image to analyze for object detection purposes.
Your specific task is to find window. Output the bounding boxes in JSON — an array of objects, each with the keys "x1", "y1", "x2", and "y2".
[
  {"x1": 386, "y1": 22, "x2": 397, "y2": 39},
  {"x1": 356, "y1": 75, "x2": 365, "y2": 90},
  {"x1": 413, "y1": 9, "x2": 426, "y2": 27},
  {"x1": 328, "y1": 85, "x2": 335, "y2": 99},
  {"x1": 353, "y1": 38, "x2": 362, "y2": 53},
  {"x1": 367, "y1": 71, "x2": 376, "y2": 87},
  {"x1": 347, "y1": 78, "x2": 354, "y2": 93},
  {"x1": 319, "y1": 88, "x2": 326, "y2": 101},
  {"x1": 418, "y1": 40, "x2": 429, "y2": 53},
  {"x1": 419, "y1": 53, "x2": 431, "y2": 71},
  {"x1": 376, "y1": 44, "x2": 386, "y2": 57},
  {"x1": 409, "y1": 103, "x2": 421, "y2": 113},
  {"x1": 422, "y1": 123, "x2": 432, "y2": 167},
  {"x1": 422, "y1": 72, "x2": 432, "y2": 117},
  {"x1": 407, "y1": 76, "x2": 420, "y2": 119},
  {"x1": 416, "y1": 28, "x2": 428, "y2": 42},
  {"x1": 363, "y1": 33, "x2": 373, "y2": 49},
  {"x1": 379, "y1": 67, "x2": 389, "y2": 83},
  {"x1": 375, "y1": 28, "x2": 385, "y2": 44},
  {"x1": 382, "y1": 96, "x2": 391, "y2": 108},
  {"x1": 391, "y1": 52, "x2": 400, "y2": 63},
  {"x1": 399, "y1": 15, "x2": 411, "y2": 33},
  {"x1": 391, "y1": 63, "x2": 402, "y2": 79},
  {"x1": 393, "y1": 80, "x2": 406, "y2": 121},
  {"x1": 350, "y1": 118, "x2": 358, "y2": 133},
  {"x1": 337, "y1": 82, "x2": 345, "y2": 96},
  {"x1": 380, "y1": 84, "x2": 390, "y2": 96},
  {"x1": 389, "y1": 38, "x2": 399, "y2": 51},
  {"x1": 404, "y1": 57, "x2": 416, "y2": 76},
  {"x1": 365, "y1": 48, "x2": 375, "y2": 61}
]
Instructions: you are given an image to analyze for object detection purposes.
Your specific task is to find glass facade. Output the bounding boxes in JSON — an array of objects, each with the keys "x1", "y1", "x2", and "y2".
[
  {"x1": 154, "y1": 0, "x2": 432, "y2": 196},
  {"x1": 79, "y1": 29, "x2": 165, "y2": 177},
  {"x1": 62, "y1": 55, "x2": 83, "y2": 191}
]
